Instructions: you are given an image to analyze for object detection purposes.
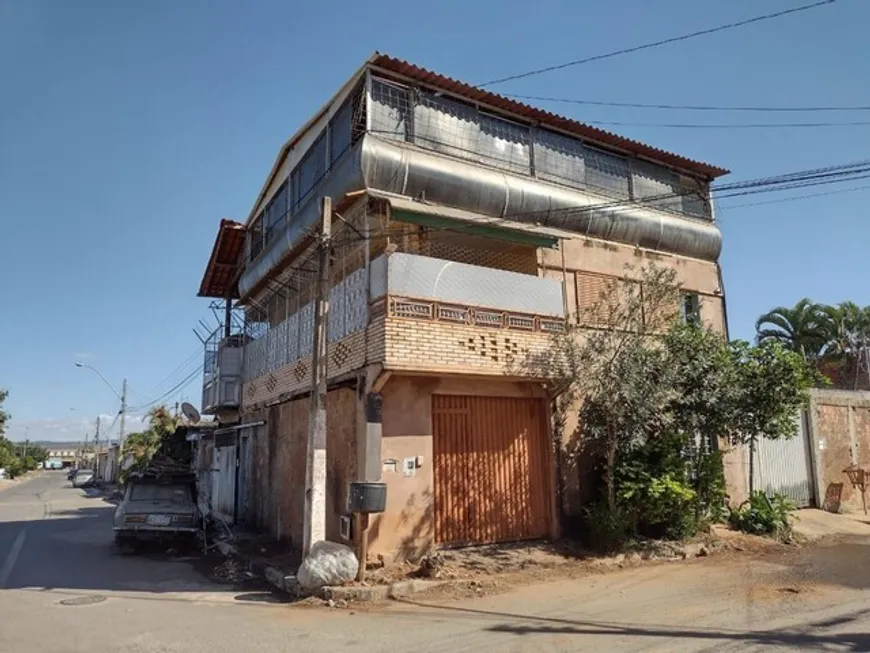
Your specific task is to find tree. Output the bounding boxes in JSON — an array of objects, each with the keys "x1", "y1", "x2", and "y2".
[
  {"x1": 0, "y1": 389, "x2": 8, "y2": 439},
  {"x1": 27, "y1": 445, "x2": 48, "y2": 465},
  {"x1": 527, "y1": 264, "x2": 682, "y2": 513},
  {"x1": 530, "y1": 263, "x2": 820, "y2": 549},
  {"x1": 819, "y1": 301, "x2": 868, "y2": 357},
  {"x1": 120, "y1": 406, "x2": 182, "y2": 481},
  {"x1": 756, "y1": 299, "x2": 870, "y2": 389},
  {"x1": 729, "y1": 339, "x2": 818, "y2": 493},
  {"x1": 755, "y1": 298, "x2": 827, "y2": 359}
]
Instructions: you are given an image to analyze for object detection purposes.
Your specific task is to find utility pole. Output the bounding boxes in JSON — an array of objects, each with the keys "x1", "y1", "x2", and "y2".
[
  {"x1": 303, "y1": 196, "x2": 332, "y2": 557},
  {"x1": 119, "y1": 378, "x2": 127, "y2": 452},
  {"x1": 94, "y1": 416, "x2": 101, "y2": 478}
]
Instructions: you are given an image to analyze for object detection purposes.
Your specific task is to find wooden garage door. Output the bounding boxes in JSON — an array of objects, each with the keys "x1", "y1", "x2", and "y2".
[{"x1": 432, "y1": 395, "x2": 551, "y2": 546}]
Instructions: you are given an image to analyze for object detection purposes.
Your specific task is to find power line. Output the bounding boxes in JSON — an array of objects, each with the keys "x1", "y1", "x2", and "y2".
[
  {"x1": 479, "y1": 0, "x2": 835, "y2": 87},
  {"x1": 717, "y1": 183, "x2": 870, "y2": 209},
  {"x1": 140, "y1": 346, "x2": 203, "y2": 399},
  {"x1": 504, "y1": 95, "x2": 870, "y2": 114},
  {"x1": 127, "y1": 365, "x2": 204, "y2": 412},
  {"x1": 584, "y1": 119, "x2": 870, "y2": 130}
]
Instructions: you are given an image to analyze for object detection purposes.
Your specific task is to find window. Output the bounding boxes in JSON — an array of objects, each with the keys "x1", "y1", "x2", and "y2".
[
  {"x1": 535, "y1": 128, "x2": 586, "y2": 187},
  {"x1": 632, "y1": 159, "x2": 682, "y2": 213},
  {"x1": 249, "y1": 215, "x2": 264, "y2": 261},
  {"x1": 679, "y1": 176, "x2": 711, "y2": 219},
  {"x1": 585, "y1": 147, "x2": 630, "y2": 198},
  {"x1": 296, "y1": 133, "x2": 327, "y2": 207},
  {"x1": 370, "y1": 79, "x2": 411, "y2": 142},
  {"x1": 265, "y1": 181, "x2": 288, "y2": 243},
  {"x1": 130, "y1": 484, "x2": 192, "y2": 503},
  {"x1": 330, "y1": 99, "x2": 353, "y2": 164},
  {"x1": 575, "y1": 272, "x2": 640, "y2": 327},
  {"x1": 682, "y1": 293, "x2": 701, "y2": 326}
]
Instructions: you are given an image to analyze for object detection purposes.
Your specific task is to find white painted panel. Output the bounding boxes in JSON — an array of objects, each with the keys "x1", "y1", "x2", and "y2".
[
  {"x1": 387, "y1": 252, "x2": 564, "y2": 316},
  {"x1": 212, "y1": 445, "x2": 237, "y2": 523},
  {"x1": 753, "y1": 414, "x2": 814, "y2": 507}
]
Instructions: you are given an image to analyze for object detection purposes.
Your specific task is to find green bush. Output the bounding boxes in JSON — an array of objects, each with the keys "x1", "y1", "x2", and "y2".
[
  {"x1": 616, "y1": 432, "x2": 707, "y2": 540},
  {"x1": 692, "y1": 448, "x2": 728, "y2": 525},
  {"x1": 728, "y1": 491, "x2": 795, "y2": 540},
  {"x1": 584, "y1": 502, "x2": 632, "y2": 553}
]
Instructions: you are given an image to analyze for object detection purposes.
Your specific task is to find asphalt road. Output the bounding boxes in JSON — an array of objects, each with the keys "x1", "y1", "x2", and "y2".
[{"x1": 2, "y1": 472, "x2": 870, "y2": 652}]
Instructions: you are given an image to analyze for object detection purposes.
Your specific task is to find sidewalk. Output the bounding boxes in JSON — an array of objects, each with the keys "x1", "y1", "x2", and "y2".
[
  {"x1": 793, "y1": 507, "x2": 870, "y2": 541},
  {"x1": 0, "y1": 470, "x2": 41, "y2": 491}
]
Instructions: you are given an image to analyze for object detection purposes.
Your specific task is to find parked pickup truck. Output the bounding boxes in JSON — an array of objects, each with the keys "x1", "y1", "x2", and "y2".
[{"x1": 113, "y1": 473, "x2": 200, "y2": 550}]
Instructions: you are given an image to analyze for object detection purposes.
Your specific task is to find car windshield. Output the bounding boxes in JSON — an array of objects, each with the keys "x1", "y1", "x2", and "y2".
[{"x1": 129, "y1": 484, "x2": 191, "y2": 503}]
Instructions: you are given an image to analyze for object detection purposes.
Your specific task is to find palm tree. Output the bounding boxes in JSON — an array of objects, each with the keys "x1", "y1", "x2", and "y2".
[
  {"x1": 819, "y1": 301, "x2": 868, "y2": 357},
  {"x1": 755, "y1": 298, "x2": 826, "y2": 359}
]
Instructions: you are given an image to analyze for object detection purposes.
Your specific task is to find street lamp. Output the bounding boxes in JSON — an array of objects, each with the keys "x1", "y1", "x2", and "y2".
[{"x1": 75, "y1": 362, "x2": 127, "y2": 450}]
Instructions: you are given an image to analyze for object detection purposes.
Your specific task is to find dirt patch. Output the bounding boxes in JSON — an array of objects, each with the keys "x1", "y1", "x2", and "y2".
[
  {"x1": 352, "y1": 530, "x2": 791, "y2": 603},
  {"x1": 218, "y1": 531, "x2": 299, "y2": 573}
]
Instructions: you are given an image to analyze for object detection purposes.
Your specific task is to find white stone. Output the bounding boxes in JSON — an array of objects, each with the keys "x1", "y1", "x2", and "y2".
[{"x1": 297, "y1": 541, "x2": 359, "y2": 591}]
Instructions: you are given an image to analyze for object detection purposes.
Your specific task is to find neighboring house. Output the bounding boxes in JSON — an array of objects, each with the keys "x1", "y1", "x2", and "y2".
[{"x1": 196, "y1": 53, "x2": 734, "y2": 562}]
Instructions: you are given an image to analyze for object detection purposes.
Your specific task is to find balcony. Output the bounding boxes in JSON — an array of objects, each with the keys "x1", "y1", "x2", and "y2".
[
  {"x1": 239, "y1": 251, "x2": 565, "y2": 407},
  {"x1": 202, "y1": 332, "x2": 245, "y2": 415}
]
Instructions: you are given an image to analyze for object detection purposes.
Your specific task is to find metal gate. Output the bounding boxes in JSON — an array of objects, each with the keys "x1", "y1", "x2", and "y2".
[
  {"x1": 432, "y1": 395, "x2": 551, "y2": 546},
  {"x1": 212, "y1": 444, "x2": 237, "y2": 523},
  {"x1": 753, "y1": 413, "x2": 815, "y2": 507}
]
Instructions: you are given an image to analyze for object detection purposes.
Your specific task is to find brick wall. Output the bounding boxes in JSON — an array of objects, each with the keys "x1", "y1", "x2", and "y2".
[
  {"x1": 383, "y1": 315, "x2": 552, "y2": 376},
  {"x1": 809, "y1": 390, "x2": 870, "y2": 513}
]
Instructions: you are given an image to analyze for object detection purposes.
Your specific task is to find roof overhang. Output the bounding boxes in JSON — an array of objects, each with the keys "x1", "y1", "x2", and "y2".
[
  {"x1": 367, "y1": 53, "x2": 729, "y2": 180},
  {"x1": 198, "y1": 219, "x2": 245, "y2": 299}
]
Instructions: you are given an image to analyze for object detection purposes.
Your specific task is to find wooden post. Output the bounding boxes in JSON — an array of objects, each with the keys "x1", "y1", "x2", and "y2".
[{"x1": 303, "y1": 197, "x2": 332, "y2": 557}]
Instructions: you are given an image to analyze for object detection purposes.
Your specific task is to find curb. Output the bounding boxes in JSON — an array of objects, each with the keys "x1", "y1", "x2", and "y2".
[
  {"x1": 215, "y1": 540, "x2": 299, "y2": 595},
  {"x1": 321, "y1": 579, "x2": 445, "y2": 603},
  {"x1": 212, "y1": 538, "x2": 441, "y2": 602}
]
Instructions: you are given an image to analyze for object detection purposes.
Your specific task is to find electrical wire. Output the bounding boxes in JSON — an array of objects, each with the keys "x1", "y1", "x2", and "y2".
[
  {"x1": 717, "y1": 183, "x2": 870, "y2": 209},
  {"x1": 127, "y1": 364, "x2": 204, "y2": 412},
  {"x1": 140, "y1": 346, "x2": 203, "y2": 398},
  {"x1": 583, "y1": 119, "x2": 870, "y2": 130},
  {"x1": 479, "y1": 1, "x2": 835, "y2": 87},
  {"x1": 504, "y1": 95, "x2": 870, "y2": 114}
]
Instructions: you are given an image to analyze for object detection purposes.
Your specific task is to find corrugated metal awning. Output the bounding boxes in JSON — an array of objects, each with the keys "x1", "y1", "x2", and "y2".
[{"x1": 370, "y1": 191, "x2": 577, "y2": 248}]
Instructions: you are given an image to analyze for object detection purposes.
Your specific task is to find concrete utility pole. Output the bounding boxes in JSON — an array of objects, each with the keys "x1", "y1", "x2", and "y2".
[
  {"x1": 119, "y1": 378, "x2": 127, "y2": 452},
  {"x1": 303, "y1": 196, "x2": 332, "y2": 557},
  {"x1": 93, "y1": 416, "x2": 101, "y2": 477}
]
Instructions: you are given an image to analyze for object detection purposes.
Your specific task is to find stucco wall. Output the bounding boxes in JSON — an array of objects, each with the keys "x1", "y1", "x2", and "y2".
[
  {"x1": 367, "y1": 375, "x2": 547, "y2": 561},
  {"x1": 241, "y1": 388, "x2": 357, "y2": 552},
  {"x1": 542, "y1": 236, "x2": 726, "y2": 334}
]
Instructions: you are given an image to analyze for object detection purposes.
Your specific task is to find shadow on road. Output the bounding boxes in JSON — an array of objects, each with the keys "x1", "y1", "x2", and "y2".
[
  {"x1": 0, "y1": 499, "x2": 234, "y2": 595},
  {"x1": 394, "y1": 599, "x2": 870, "y2": 651}
]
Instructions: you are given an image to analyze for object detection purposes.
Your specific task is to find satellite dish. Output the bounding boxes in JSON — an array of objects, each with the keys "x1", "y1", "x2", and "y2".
[{"x1": 181, "y1": 402, "x2": 201, "y2": 424}]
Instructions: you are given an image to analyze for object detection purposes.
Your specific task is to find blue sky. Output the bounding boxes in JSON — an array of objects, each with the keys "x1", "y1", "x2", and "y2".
[{"x1": 1, "y1": 0, "x2": 867, "y2": 441}]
